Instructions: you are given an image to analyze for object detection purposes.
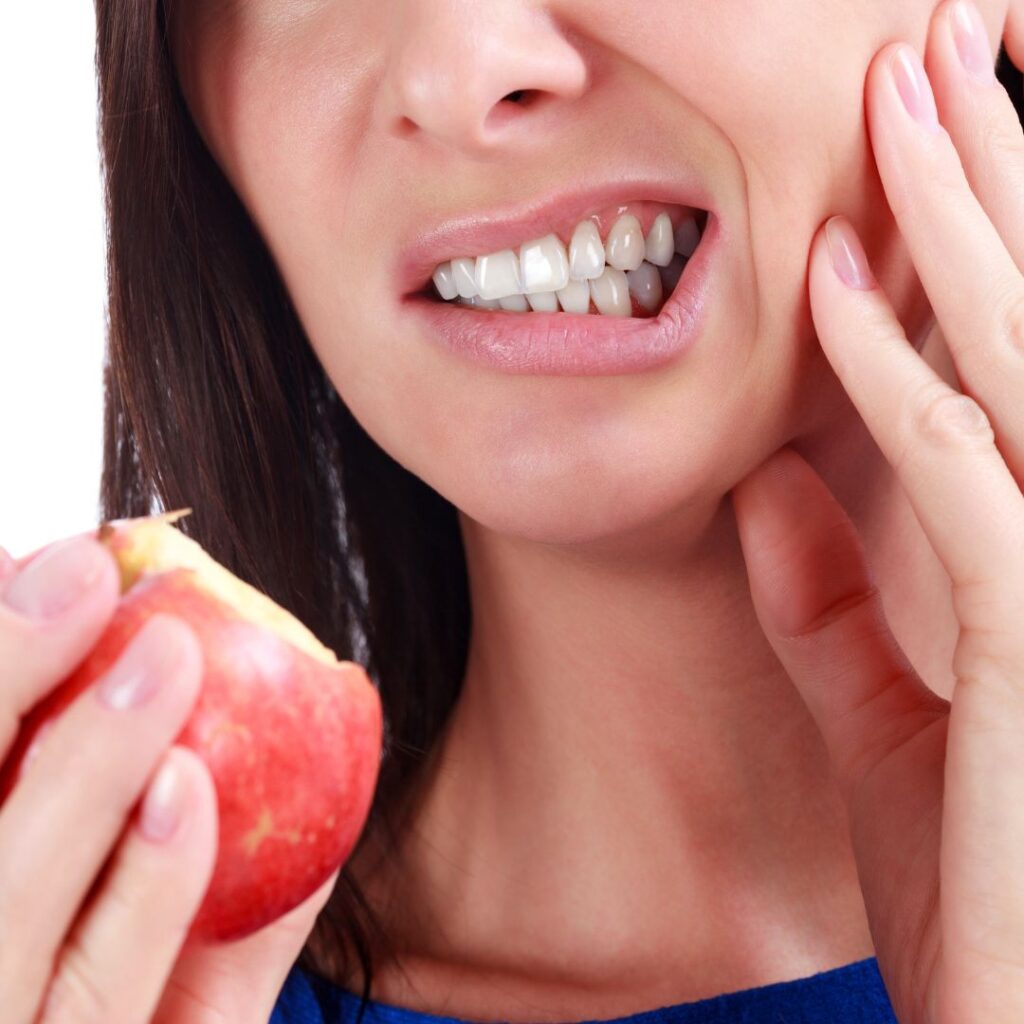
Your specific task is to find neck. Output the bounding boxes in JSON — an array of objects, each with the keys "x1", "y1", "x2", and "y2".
[{"x1": 354, "y1": 323, "x2": 958, "y2": 1010}]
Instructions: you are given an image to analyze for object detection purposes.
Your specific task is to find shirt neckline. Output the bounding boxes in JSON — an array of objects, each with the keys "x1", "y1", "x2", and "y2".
[{"x1": 316, "y1": 956, "x2": 886, "y2": 1024}]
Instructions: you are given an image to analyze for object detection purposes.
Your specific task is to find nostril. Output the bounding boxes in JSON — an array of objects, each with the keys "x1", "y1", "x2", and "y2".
[
  {"x1": 393, "y1": 114, "x2": 418, "y2": 139},
  {"x1": 485, "y1": 89, "x2": 544, "y2": 135}
]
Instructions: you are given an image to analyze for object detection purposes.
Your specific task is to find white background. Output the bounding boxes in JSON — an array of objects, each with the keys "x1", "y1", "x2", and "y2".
[{"x1": 1, "y1": 4, "x2": 107, "y2": 560}]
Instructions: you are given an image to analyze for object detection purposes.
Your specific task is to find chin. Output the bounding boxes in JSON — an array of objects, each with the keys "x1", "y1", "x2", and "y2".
[{"x1": 448, "y1": 428, "x2": 745, "y2": 551}]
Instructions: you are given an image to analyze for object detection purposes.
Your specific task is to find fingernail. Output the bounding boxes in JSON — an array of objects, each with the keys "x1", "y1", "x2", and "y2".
[
  {"x1": 951, "y1": 0, "x2": 996, "y2": 84},
  {"x1": 890, "y1": 45, "x2": 942, "y2": 132},
  {"x1": 825, "y1": 217, "x2": 876, "y2": 291},
  {"x1": 138, "y1": 755, "x2": 187, "y2": 842},
  {"x1": 96, "y1": 617, "x2": 180, "y2": 710},
  {"x1": 4, "y1": 539, "x2": 107, "y2": 618}
]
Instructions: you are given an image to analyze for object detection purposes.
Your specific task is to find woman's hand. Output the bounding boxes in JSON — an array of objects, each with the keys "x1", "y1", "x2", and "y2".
[
  {"x1": 0, "y1": 536, "x2": 336, "y2": 1024},
  {"x1": 730, "y1": 3, "x2": 1024, "y2": 1023}
]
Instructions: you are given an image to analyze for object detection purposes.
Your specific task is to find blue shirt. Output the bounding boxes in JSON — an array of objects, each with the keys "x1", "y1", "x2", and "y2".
[{"x1": 270, "y1": 956, "x2": 897, "y2": 1023}]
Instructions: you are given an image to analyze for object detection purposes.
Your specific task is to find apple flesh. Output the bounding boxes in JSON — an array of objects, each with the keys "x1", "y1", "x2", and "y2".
[{"x1": 0, "y1": 510, "x2": 383, "y2": 944}]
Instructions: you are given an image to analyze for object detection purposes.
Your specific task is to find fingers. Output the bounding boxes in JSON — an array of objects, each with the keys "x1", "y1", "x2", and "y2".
[
  {"x1": 733, "y1": 449, "x2": 951, "y2": 1019},
  {"x1": 940, "y1": 632, "x2": 1024, "y2": 1018},
  {"x1": 0, "y1": 614, "x2": 204, "y2": 1024},
  {"x1": 38, "y1": 747, "x2": 218, "y2": 1024},
  {"x1": 864, "y1": 22, "x2": 1024, "y2": 479},
  {"x1": 151, "y1": 866, "x2": 341, "y2": 1023},
  {"x1": 0, "y1": 538, "x2": 121, "y2": 747},
  {"x1": 809, "y1": 218, "x2": 1024, "y2": 645},
  {"x1": 731, "y1": 447, "x2": 948, "y2": 804},
  {"x1": 1008, "y1": 5, "x2": 1024, "y2": 71},
  {"x1": 927, "y1": 0, "x2": 1024, "y2": 268}
]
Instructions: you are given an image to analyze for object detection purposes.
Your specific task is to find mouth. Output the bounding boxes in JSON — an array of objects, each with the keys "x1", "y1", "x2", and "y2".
[
  {"x1": 395, "y1": 178, "x2": 722, "y2": 376},
  {"x1": 409, "y1": 202, "x2": 709, "y2": 318}
]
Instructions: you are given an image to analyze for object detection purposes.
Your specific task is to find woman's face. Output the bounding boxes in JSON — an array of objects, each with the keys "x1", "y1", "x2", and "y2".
[{"x1": 169, "y1": 0, "x2": 1009, "y2": 546}]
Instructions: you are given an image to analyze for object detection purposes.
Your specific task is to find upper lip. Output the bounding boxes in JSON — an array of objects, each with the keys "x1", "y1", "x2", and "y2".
[{"x1": 394, "y1": 172, "x2": 717, "y2": 298}]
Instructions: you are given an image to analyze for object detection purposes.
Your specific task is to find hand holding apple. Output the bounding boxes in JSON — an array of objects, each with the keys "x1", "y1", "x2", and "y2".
[{"x1": 0, "y1": 514, "x2": 383, "y2": 1022}]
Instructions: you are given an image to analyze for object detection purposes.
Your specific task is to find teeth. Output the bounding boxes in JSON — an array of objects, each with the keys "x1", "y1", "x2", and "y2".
[
  {"x1": 437, "y1": 205, "x2": 706, "y2": 316},
  {"x1": 474, "y1": 249, "x2": 522, "y2": 300},
  {"x1": 589, "y1": 266, "x2": 631, "y2": 317},
  {"x1": 568, "y1": 221, "x2": 605, "y2": 281},
  {"x1": 644, "y1": 213, "x2": 675, "y2": 268},
  {"x1": 451, "y1": 257, "x2": 478, "y2": 299},
  {"x1": 626, "y1": 261, "x2": 664, "y2": 314},
  {"x1": 525, "y1": 291, "x2": 560, "y2": 312},
  {"x1": 432, "y1": 262, "x2": 459, "y2": 300},
  {"x1": 659, "y1": 253, "x2": 687, "y2": 295},
  {"x1": 520, "y1": 234, "x2": 570, "y2": 294},
  {"x1": 556, "y1": 278, "x2": 591, "y2": 314},
  {"x1": 674, "y1": 217, "x2": 701, "y2": 259},
  {"x1": 605, "y1": 214, "x2": 645, "y2": 272},
  {"x1": 499, "y1": 293, "x2": 530, "y2": 312}
]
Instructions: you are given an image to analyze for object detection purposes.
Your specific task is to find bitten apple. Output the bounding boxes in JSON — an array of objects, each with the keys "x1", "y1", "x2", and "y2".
[{"x1": 0, "y1": 510, "x2": 383, "y2": 944}]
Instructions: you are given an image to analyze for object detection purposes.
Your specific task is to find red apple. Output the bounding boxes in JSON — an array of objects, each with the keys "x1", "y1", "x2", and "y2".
[{"x1": 0, "y1": 510, "x2": 383, "y2": 944}]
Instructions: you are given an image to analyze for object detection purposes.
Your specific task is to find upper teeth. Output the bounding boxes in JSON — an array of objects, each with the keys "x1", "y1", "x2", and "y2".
[{"x1": 430, "y1": 209, "x2": 701, "y2": 304}]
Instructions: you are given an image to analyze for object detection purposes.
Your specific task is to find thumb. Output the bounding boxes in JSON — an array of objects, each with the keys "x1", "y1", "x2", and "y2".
[
  {"x1": 730, "y1": 446, "x2": 947, "y2": 804},
  {"x1": 153, "y1": 866, "x2": 342, "y2": 1023}
]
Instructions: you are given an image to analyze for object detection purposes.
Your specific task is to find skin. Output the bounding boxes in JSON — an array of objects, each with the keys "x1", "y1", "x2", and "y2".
[{"x1": 162, "y1": 2, "x2": 1024, "y2": 1022}]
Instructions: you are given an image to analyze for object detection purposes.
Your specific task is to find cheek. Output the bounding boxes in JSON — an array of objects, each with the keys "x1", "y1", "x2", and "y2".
[{"x1": 183, "y1": 4, "x2": 378, "y2": 263}]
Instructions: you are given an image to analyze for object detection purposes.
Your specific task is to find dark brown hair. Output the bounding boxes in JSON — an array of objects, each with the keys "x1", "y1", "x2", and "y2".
[
  {"x1": 94, "y1": 1, "x2": 468, "y2": 1018},
  {"x1": 92, "y1": 2, "x2": 1022, "y2": 1017}
]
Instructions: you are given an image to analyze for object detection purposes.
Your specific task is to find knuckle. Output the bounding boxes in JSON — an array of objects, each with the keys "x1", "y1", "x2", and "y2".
[
  {"x1": 953, "y1": 620, "x2": 1024, "y2": 688},
  {"x1": 981, "y1": 103, "x2": 1024, "y2": 172},
  {"x1": 880, "y1": 173, "x2": 924, "y2": 224},
  {"x1": 996, "y1": 293, "x2": 1024, "y2": 356},
  {"x1": 930, "y1": 161, "x2": 970, "y2": 210},
  {"x1": 22, "y1": 734, "x2": 152, "y2": 853},
  {"x1": 909, "y1": 383, "x2": 995, "y2": 451},
  {"x1": 951, "y1": 573, "x2": 1020, "y2": 631},
  {"x1": 0, "y1": 596, "x2": 121, "y2": 727},
  {"x1": 105, "y1": 852, "x2": 198, "y2": 939},
  {"x1": 889, "y1": 156, "x2": 963, "y2": 223},
  {"x1": 41, "y1": 946, "x2": 111, "y2": 1024},
  {"x1": 160, "y1": 974, "x2": 233, "y2": 1024},
  {"x1": 0, "y1": 616, "x2": 48, "y2": 718}
]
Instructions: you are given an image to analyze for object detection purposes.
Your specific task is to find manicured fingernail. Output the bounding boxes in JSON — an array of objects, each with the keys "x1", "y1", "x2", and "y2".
[
  {"x1": 96, "y1": 617, "x2": 179, "y2": 710},
  {"x1": 825, "y1": 217, "x2": 876, "y2": 291},
  {"x1": 138, "y1": 756, "x2": 187, "y2": 842},
  {"x1": 950, "y1": 0, "x2": 996, "y2": 84},
  {"x1": 3, "y1": 538, "x2": 107, "y2": 618},
  {"x1": 890, "y1": 45, "x2": 942, "y2": 132}
]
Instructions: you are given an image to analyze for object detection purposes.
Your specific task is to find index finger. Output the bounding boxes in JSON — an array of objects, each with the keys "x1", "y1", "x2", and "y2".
[{"x1": 865, "y1": 36, "x2": 1024, "y2": 477}]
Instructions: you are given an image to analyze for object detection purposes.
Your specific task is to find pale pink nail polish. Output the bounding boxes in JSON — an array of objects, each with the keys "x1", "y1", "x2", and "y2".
[
  {"x1": 951, "y1": 0, "x2": 996, "y2": 84},
  {"x1": 138, "y1": 757, "x2": 186, "y2": 842},
  {"x1": 825, "y1": 217, "x2": 876, "y2": 291},
  {"x1": 890, "y1": 45, "x2": 942, "y2": 132}
]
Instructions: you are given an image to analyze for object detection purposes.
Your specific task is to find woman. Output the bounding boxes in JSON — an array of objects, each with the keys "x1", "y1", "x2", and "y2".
[{"x1": 1, "y1": 0, "x2": 1022, "y2": 1021}]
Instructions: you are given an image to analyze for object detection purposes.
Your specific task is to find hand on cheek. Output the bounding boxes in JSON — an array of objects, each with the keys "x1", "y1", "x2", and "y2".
[{"x1": 732, "y1": 3, "x2": 1024, "y2": 1021}]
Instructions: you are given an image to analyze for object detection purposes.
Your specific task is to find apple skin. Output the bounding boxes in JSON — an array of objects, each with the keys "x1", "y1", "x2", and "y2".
[{"x1": 0, "y1": 563, "x2": 383, "y2": 945}]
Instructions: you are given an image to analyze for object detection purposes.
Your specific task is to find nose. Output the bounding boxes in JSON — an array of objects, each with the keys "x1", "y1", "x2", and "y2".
[{"x1": 378, "y1": 1, "x2": 588, "y2": 152}]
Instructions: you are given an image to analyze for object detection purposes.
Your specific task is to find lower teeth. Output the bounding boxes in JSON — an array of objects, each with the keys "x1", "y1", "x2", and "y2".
[{"x1": 452, "y1": 254, "x2": 689, "y2": 318}]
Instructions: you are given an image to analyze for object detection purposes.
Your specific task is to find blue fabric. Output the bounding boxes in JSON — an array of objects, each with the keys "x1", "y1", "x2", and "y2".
[{"x1": 270, "y1": 956, "x2": 898, "y2": 1024}]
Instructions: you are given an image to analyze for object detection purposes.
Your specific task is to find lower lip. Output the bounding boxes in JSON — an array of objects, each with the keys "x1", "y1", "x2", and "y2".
[{"x1": 402, "y1": 213, "x2": 723, "y2": 377}]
